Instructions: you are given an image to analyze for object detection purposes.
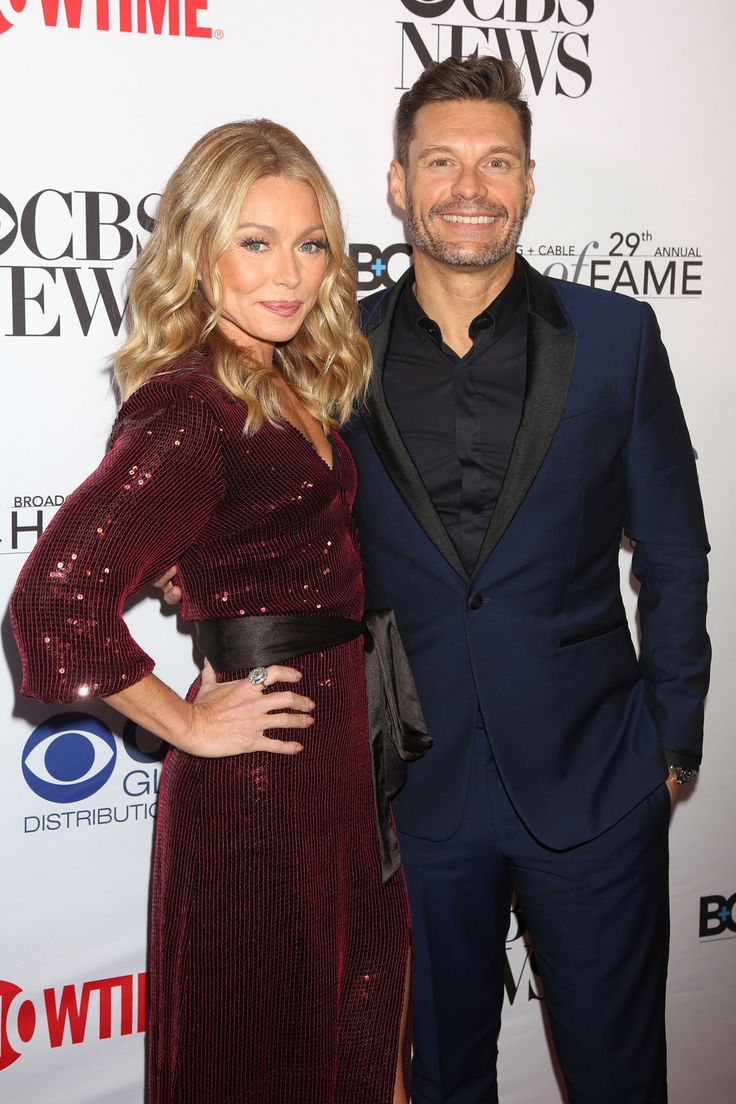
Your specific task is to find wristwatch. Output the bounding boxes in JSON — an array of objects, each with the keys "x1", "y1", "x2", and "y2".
[{"x1": 668, "y1": 766, "x2": 699, "y2": 785}]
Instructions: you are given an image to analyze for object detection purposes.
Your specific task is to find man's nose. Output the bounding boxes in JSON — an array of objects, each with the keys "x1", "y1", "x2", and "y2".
[{"x1": 452, "y1": 163, "x2": 487, "y2": 200}]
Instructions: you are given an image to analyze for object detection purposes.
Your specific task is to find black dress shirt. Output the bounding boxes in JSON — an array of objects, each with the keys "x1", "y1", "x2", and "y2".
[{"x1": 383, "y1": 259, "x2": 528, "y2": 574}]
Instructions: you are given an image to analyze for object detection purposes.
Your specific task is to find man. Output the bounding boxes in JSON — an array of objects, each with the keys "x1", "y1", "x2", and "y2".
[
  {"x1": 342, "y1": 56, "x2": 709, "y2": 1103},
  {"x1": 159, "y1": 56, "x2": 709, "y2": 1103}
]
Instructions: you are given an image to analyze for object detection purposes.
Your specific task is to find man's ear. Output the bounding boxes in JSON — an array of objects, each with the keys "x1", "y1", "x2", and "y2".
[
  {"x1": 389, "y1": 160, "x2": 407, "y2": 212},
  {"x1": 525, "y1": 159, "x2": 536, "y2": 211}
]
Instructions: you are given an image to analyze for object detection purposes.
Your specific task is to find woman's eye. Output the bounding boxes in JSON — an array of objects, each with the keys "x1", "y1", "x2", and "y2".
[
  {"x1": 300, "y1": 239, "x2": 328, "y2": 254},
  {"x1": 239, "y1": 238, "x2": 268, "y2": 252}
]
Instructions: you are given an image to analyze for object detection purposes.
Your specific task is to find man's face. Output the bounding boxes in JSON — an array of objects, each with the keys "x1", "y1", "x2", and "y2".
[{"x1": 390, "y1": 99, "x2": 535, "y2": 269}]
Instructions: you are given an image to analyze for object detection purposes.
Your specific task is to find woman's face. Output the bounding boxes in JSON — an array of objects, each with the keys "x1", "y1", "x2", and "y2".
[{"x1": 210, "y1": 175, "x2": 329, "y2": 365}]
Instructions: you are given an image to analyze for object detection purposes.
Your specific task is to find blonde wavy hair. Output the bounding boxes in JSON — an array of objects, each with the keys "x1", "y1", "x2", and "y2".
[{"x1": 114, "y1": 120, "x2": 371, "y2": 432}]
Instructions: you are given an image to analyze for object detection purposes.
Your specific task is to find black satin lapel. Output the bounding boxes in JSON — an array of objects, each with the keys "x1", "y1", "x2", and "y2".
[
  {"x1": 471, "y1": 311, "x2": 576, "y2": 577},
  {"x1": 363, "y1": 275, "x2": 469, "y2": 582}
]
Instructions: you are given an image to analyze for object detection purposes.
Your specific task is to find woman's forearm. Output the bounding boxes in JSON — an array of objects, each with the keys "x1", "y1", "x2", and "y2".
[
  {"x1": 104, "y1": 673, "x2": 194, "y2": 751},
  {"x1": 104, "y1": 663, "x2": 313, "y2": 759}
]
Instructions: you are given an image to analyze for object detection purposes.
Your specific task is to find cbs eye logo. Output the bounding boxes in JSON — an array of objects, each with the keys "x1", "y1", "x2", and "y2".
[{"x1": 22, "y1": 713, "x2": 117, "y2": 803}]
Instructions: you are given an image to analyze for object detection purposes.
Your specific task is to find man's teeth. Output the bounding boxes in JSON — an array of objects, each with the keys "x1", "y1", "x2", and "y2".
[{"x1": 441, "y1": 214, "x2": 497, "y2": 224}]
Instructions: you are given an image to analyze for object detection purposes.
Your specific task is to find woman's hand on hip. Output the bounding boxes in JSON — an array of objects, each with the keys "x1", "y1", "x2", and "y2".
[{"x1": 184, "y1": 661, "x2": 313, "y2": 757}]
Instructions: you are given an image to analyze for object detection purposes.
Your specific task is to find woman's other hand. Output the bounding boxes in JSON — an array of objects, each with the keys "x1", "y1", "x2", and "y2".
[{"x1": 154, "y1": 565, "x2": 183, "y2": 606}]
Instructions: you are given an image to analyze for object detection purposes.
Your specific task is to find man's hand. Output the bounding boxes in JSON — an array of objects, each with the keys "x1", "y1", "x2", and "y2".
[
  {"x1": 154, "y1": 565, "x2": 182, "y2": 606},
  {"x1": 666, "y1": 769, "x2": 679, "y2": 807}
]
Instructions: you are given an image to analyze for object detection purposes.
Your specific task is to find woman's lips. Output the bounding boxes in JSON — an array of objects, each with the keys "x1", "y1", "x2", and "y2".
[{"x1": 259, "y1": 301, "x2": 302, "y2": 317}]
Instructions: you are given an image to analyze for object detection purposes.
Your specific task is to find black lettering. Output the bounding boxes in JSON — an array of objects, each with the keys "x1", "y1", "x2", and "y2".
[
  {"x1": 610, "y1": 232, "x2": 624, "y2": 257},
  {"x1": 559, "y1": 0, "x2": 594, "y2": 26},
  {"x1": 611, "y1": 261, "x2": 638, "y2": 294},
  {"x1": 12, "y1": 510, "x2": 44, "y2": 548},
  {"x1": 555, "y1": 31, "x2": 592, "y2": 97},
  {"x1": 79, "y1": 191, "x2": 133, "y2": 261},
  {"x1": 509, "y1": 0, "x2": 556, "y2": 22},
  {"x1": 729, "y1": 894, "x2": 736, "y2": 933},
  {"x1": 0, "y1": 192, "x2": 19, "y2": 254},
  {"x1": 682, "y1": 260, "x2": 702, "y2": 296},
  {"x1": 136, "y1": 193, "x2": 160, "y2": 240},
  {"x1": 398, "y1": 20, "x2": 439, "y2": 87},
  {"x1": 504, "y1": 946, "x2": 537, "y2": 1005},
  {"x1": 349, "y1": 244, "x2": 384, "y2": 292},
  {"x1": 400, "y1": 0, "x2": 455, "y2": 16},
  {"x1": 449, "y1": 22, "x2": 490, "y2": 60},
  {"x1": 642, "y1": 261, "x2": 675, "y2": 297},
  {"x1": 493, "y1": 27, "x2": 560, "y2": 94},
  {"x1": 5, "y1": 266, "x2": 61, "y2": 337},
  {"x1": 590, "y1": 259, "x2": 610, "y2": 287},
  {"x1": 506, "y1": 905, "x2": 527, "y2": 942},
  {"x1": 62, "y1": 267, "x2": 125, "y2": 335},
  {"x1": 381, "y1": 243, "x2": 413, "y2": 288},
  {"x1": 462, "y1": 1, "x2": 504, "y2": 19},
  {"x1": 527, "y1": 948, "x2": 544, "y2": 1001},
  {"x1": 699, "y1": 895, "x2": 727, "y2": 937},
  {"x1": 21, "y1": 190, "x2": 74, "y2": 260}
]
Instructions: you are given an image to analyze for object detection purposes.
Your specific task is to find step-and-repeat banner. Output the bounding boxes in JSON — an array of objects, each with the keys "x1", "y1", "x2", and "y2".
[{"x1": 1, "y1": 2, "x2": 734, "y2": 1101}]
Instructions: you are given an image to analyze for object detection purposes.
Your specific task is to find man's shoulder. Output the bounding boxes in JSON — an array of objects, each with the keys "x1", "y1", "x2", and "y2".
[
  {"x1": 543, "y1": 272, "x2": 651, "y2": 329},
  {"x1": 359, "y1": 287, "x2": 392, "y2": 331}
]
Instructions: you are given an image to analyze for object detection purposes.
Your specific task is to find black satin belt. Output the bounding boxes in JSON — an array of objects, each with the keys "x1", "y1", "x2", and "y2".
[{"x1": 195, "y1": 611, "x2": 431, "y2": 885}]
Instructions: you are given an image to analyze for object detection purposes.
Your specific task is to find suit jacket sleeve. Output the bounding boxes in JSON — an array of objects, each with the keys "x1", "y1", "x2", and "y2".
[{"x1": 623, "y1": 303, "x2": 710, "y2": 767}]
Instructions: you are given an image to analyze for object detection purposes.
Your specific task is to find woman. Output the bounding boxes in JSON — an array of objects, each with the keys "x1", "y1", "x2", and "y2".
[{"x1": 11, "y1": 120, "x2": 425, "y2": 1103}]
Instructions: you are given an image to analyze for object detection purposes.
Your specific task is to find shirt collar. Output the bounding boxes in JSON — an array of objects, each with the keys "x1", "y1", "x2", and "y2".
[{"x1": 402, "y1": 254, "x2": 527, "y2": 349}]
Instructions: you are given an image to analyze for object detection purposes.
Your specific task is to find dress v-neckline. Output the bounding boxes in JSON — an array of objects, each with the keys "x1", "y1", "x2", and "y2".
[{"x1": 283, "y1": 418, "x2": 339, "y2": 476}]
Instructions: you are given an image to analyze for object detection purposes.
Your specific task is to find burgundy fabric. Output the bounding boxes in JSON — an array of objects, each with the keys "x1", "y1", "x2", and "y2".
[{"x1": 11, "y1": 362, "x2": 410, "y2": 1103}]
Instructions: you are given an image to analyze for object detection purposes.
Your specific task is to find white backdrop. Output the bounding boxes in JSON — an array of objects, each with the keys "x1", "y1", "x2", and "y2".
[{"x1": 1, "y1": 2, "x2": 734, "y2": 1101}]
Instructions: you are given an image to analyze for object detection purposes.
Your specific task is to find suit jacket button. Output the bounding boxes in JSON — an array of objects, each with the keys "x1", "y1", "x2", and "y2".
[{"x1": 468, "y1": 593, "x2": 483, "y2": 611}]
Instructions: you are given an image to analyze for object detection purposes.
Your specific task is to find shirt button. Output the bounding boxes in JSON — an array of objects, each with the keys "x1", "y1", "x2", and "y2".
[{"x1": 468, "y1": 593, "x2": 483, "y2": 611}]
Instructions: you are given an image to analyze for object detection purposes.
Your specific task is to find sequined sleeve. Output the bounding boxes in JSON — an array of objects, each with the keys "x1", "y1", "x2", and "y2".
[{"x1": 10, "y1": 382, "x2": 225, "y2": 703}]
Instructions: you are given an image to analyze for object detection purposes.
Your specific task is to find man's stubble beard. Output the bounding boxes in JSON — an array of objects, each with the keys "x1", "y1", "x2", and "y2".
[{"x1": 406, "y1": 193, "x2": 529, "y2": 269}]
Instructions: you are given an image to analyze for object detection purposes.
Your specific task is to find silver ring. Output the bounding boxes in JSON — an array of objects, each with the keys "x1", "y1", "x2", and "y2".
[{"x1": 247, "y1": 666, "x2": 269, "y2": 686}]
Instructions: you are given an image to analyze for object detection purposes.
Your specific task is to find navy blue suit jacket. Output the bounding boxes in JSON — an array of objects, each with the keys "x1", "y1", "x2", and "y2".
[{"x1": 343, "y1": 259, "x2": 710, "y2": 847}]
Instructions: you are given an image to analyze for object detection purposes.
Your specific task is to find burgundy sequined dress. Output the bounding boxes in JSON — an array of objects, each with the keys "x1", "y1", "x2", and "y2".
[{"x1": 11, "y1": 364, "x2": 410, "y2": 1104}]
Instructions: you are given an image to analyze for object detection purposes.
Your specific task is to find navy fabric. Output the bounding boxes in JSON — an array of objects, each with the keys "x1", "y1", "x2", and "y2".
[
  {"x1": 400, "y1": 731, "x2": 670, "y2": 1104},
  {"x1": 347, "y1": 260, "x2": 707, "y2": 1101},
  {"x1": 346, "y1": 262, "x2": 710, "y2": 848}
]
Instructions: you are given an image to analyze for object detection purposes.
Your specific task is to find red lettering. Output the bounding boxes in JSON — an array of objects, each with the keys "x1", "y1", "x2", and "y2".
[
  {"x1": 44, "y1": 975, "x2": 143, "y2": 1045},
  {"x1": 44, "y1": 984, "x2": 91, "y2": 1047},
  {"x1": 87, "y1": 976, "x2": 134, "y2": 1039},
  {"x1": 185, "y1": 0, "x2": 210, "y2": 38},
  {"x1": 39, "y1": 0, "x2": 84, "y2": 29},
  {"x1": 137, "y1": 0, "x2": 179, "y2": 34},
  {"x1": 137, "y1": 972, "x2": 147, "y2": 1033}
]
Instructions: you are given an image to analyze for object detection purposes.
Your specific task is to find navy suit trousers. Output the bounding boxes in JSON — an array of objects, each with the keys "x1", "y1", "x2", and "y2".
[{"x1": 400, "y1": 730, "x2": 671, "y2": 1104}]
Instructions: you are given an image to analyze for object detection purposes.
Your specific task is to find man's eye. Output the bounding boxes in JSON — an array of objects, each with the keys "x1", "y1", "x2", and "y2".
[
  {"x1": 431, "y1": 158, "x2": 451, "y2": 168},
  {"x1": 488, "y1": 159, "x2": 508, "y2": 169}
]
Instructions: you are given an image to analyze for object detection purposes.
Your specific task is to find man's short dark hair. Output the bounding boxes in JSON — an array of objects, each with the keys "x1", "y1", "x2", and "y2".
[{"x1": 395, "y1": 55, "x2": 532, "y2": 168}]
